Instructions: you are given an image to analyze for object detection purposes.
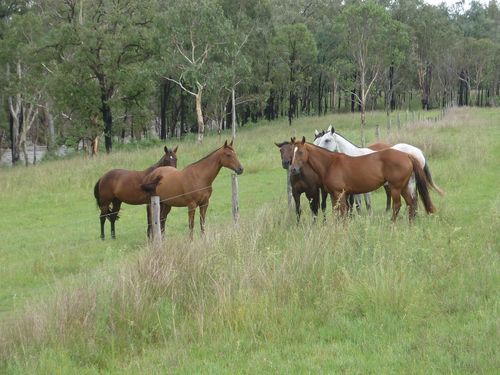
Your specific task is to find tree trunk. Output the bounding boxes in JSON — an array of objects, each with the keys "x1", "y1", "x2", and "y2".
[
  {"x1": 317, "y1": 73, "x2": 323, "y2": 115},
  {"x1": 232, "y1": 88, "x2": 236, "y2": 140},
  {"x1": 180, "y1": 88, "x2": 186, "y2": 136},
  {"x1": 160, "y1": 80, "x2": 171, "y2": 140},
  {"x1": 195, "y1": 88, "x2": 204, "y2": 144}
]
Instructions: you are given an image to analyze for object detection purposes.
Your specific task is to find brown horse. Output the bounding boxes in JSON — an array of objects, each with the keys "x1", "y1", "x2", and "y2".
[
  {"x1": 275, "y1": 139, "x2": 327, "y2": 222},
  {"x1": 290, "y1": 137, "x2": 435, "y2": 221},
  {"x1": 314, "y1": 128, "x2": 392, "y2": 212},
  {"x1": 94, "y1": 146, "x2": 178, "y2": 239},
  {"x1": 141, "y1": 140, "x2": 244, "y2": 239}
]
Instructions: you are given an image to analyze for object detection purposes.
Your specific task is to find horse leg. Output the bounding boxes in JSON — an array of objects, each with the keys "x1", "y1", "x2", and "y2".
[
  {"x1": 390, "y1": 189, "x2": 402, "y2": 222},
  {"x1": 354, "y1": 194, "x2": 362, "y2": 215},
  {"x1": 160, "y1": 204, "x2": 171, "y2": 235},
  {"x1": 401, "y1": 186, "x2": 416, "y2": 221},
  {"x1": 293, "y1": 191, "x2": 301, "y2": 224},
  {"x1": 364, "y1": 193, "x2": 372, "y2": 215},
  {"x1": 188, "y1": 203, "x2": 196, "y2": 240},
  {"x1": 383, "y1": 183, "x2": 392, "y2": 212},
  {"x1": 331, "y1": 191, "x2": 348, "y2": 218},
  {"x1": 99, "y1": 209, "x2": 107, "y2": 240},
  {"x1": 110, "y1": 199, "x2": 121, "y2": 239},
  {"x1": 309, "y1": 194, "x2": 319, "y2": 222},
  {"x1": 199, "y1": 202, "x2": 208, "y2": 235},
  {"x1": 320, "y1": 188, "x2": 328, "y2": 222}
]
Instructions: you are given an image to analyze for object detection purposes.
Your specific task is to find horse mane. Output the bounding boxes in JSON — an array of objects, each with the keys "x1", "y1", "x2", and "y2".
[
  {"x1": 334, "y1": 132, "x2": 361, "y2": 148},
  {"x1": 186, "y1": 145, "x2": 228, "y2": 167}
]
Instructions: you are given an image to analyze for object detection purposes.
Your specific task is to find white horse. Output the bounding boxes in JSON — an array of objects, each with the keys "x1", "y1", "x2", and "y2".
[{"x1": 315, "y1": 125, "x2": 444, "y2": 213}]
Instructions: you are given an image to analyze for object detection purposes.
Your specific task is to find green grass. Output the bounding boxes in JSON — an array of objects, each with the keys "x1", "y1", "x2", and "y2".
[{"x1": 0, "y1": 108, "x2": 499, "y2": 373}]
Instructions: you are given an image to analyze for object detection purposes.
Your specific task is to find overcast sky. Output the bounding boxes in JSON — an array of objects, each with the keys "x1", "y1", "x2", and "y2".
[{"x1": 423, "y1": 0, "x2": 491, "y2": 9}]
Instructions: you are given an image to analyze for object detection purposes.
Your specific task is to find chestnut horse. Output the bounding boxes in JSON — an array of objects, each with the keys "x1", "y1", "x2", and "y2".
[
  {"x1": 94, "y1": 146, "x2": 178, "y2": 239},
  {"x1": 275, "y1": 140, "x2": 327, "y2": 222},
  {"x1": 141, "y1": 140, "x2": 244, "y2": 239},
  {"x1": 314, "y1": 128, "x2": 392, "y2": 213},
  {"x1": 290, "y1": 137, "x2": 435, "y2": 221}
]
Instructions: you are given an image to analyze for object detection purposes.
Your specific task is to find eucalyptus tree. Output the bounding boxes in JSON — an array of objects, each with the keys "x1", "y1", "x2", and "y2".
[
  {"x1": 156, "y1": 0, "x2": 233, "y2": 144},
  {"x1": 337, "y1": 0, "x2": 406, "y2": 145},
  {"x1": 1, "y1": 9, "x2": 47, "y2": 165},
  {"x1": 38, "y1": 0, "x2": 157, "y2": 153},
  {"x1": 272, "y1": 23, "x2": 317, "y2": 126}
]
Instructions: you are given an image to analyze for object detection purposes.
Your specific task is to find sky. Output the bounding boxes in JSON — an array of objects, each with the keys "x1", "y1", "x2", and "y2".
[{"x1": 423, "y1": 0, "x2": 491, "y2": 9}]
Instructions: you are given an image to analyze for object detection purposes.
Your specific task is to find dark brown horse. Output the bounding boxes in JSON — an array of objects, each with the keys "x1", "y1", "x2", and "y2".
[
  {"x1": 141, "y1": 140, "x2": 243, "y2": 239},
  {"x1": 275, "y1": 139, "x2": 327, "y2": 222},
  {"x1": 94, "y1": 146, "x2": 178, "y2": 239},
  {"x1": 290, "y1": 137, "x2": 435, "y2": 221}
]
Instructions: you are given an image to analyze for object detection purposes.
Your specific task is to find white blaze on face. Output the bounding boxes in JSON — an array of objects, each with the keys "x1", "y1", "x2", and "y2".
[{"x1": 292, "y1": 146, "x2": 298, "y2": 164}]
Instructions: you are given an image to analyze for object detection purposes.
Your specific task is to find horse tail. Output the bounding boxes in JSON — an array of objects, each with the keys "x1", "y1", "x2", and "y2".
[
  {"x1": 409, "y1": 155, "x2": 435, "y2": 214},
  {"x1": 94, "y1": 179, "x2": 102, "y2": 207},
  {"x1": 423, "y1": 163, "x2": 445, "y2": 196},
  {"x1": 141, "y1": 175, "x2": 162, "y2": 194}
]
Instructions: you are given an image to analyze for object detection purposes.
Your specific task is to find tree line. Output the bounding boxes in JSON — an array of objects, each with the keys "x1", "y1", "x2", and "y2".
[{"x1": 1, "y1": 0, "x2": 499, "y2": 164}]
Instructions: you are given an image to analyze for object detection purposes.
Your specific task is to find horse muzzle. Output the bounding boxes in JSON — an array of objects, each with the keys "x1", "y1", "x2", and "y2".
[
  {"x1": 234, "y1": 167, "x2": 244, "y2": 175},
  {"x1": 282, "y1": 161, "x2": 290, "y2": 169},
  {"x1": 290, "y1": 165, "x2": 301, "y2": 175}
]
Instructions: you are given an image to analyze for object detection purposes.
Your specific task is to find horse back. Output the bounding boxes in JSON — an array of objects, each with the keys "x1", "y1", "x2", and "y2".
[{"x1": 367, "y1": 142, "x2": 391, "y2": 151}]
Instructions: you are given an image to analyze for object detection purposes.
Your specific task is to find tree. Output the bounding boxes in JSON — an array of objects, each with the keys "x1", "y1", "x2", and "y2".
[
  {"x1": 40, "y1": 0, "x2": 157, "y2": 153},
  {"x1": 157, "y1": 0, "x2": 232, "y2": 144},
  {"x1": 272, "y1": 23, "x2": 317, "y2": 126},
  {"x1": 337, "y1": 0, "x2": 405, "y2": 145}
]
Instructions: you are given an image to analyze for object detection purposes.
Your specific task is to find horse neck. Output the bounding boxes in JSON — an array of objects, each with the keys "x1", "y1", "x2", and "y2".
[
  {"x1": 335, "y1": 134, "x2": 373, "y2": 156},
  {"x1": 143, "y1": 161, "x2": 161, "y2": 175},
  {"x1": 305, "y1": 144, "x2": 332, "y2": 178},
  {"x1": 184, "y1": 149, "x2": 223, "y2": 186}
]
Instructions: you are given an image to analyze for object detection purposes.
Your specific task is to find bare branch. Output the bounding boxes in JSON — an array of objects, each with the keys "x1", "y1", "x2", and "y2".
[{"x1": 162, "y1": 76, "x2": 197, "y2": 97}]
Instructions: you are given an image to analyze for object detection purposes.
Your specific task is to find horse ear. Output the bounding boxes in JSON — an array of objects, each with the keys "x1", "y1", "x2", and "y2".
[
  {"x1": 290, "y1": 136, "x2": 296, "y2": 143},
  {"x1": 330, "y1": 126, "x2": 335, "y2": 134},
  {"x1": 327, "y1": 125, "x2": 332, "y2": 132},
  {"x1": 301, "y1": 136, "x2": 306, "y2": 144},
  {"x1": 275, "y1": 142, "x2": 282, "y2": 148},
  {"x1": 173, "y1": 145, "x2": 178, "y2": 153},
  {"x1": 164, "y1": 146, "x2": 168, "y2": 153},
  {"x1": 230, "y1": 139, "x2": 233, "y2": 147},
  {"x1": 314, "y1": 129, "x2": 319, "y2": 136},
  {"x1": 224, "y1": 140, "x2": 228, "y2": 148}
]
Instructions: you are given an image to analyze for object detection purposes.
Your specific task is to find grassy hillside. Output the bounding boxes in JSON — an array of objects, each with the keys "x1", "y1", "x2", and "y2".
[{"x1": 0, "y1": 108, "x2": 499, "y2": 373}]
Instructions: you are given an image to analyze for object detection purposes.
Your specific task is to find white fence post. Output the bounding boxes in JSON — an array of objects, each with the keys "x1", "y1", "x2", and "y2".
[
  {"x1": 231, "y1": 174, "x2": 239, "y2": 224},
  {"x1": 150, "y1": 196, "x2": 162, "y2": 246}
]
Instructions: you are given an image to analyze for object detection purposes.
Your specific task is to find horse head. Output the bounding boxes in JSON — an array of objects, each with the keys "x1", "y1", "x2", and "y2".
[
  {"x1": 316, "y1": 125, "x2": 338, "y2": 152},
  {"x1": 313, "y1": 129, "x2": 326, "y2": 145},
  {"x1": 274, "y1": 140, "x2": 294, "y2": 169},
  {"x1": 290, "y1": 136, "x2": 308, "y2": 175},
  {"x1": 159, "y1": 145, "x2": 178, "y2": 168},
  {"x1": 221, "y1": 140, "x2": 244, "y2": 175}
]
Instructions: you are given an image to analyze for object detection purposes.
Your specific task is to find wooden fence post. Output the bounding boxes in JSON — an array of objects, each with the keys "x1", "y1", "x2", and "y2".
[
  {"x1": 386, "y1": 113, "x2": 391, "y2": 133},
  {"x1": 150, "y1": 196, "x2": 162, "y2": 246},
  {"x1": 397, "y1": 112, "x2": 401, "y2": 130},
  {"x1": 375, "y1": 124, "x2": 380, "y2": 140},
  {"x1": 231, "y1": 174, "x2": 239, "y2": 224}
]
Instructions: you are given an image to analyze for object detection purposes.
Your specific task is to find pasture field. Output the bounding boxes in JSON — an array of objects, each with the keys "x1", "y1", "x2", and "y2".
[{"x1": 0, "y1": 107, "x2": 499, "y2": 373}]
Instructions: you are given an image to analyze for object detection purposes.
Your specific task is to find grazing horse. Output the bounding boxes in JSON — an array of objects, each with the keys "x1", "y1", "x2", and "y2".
[
  {"x1": 275, "y1": 139, "x2": 327, "y2": 222},
  {"x1": 141, "y1": 140, "x2": 244, "y2": 239},
  {"x1": 290, "y1": 137, "x2": 435, "y2": 221},
  {"x1": 94, "y1": 146, "x2": 178, "y2": 239}
]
